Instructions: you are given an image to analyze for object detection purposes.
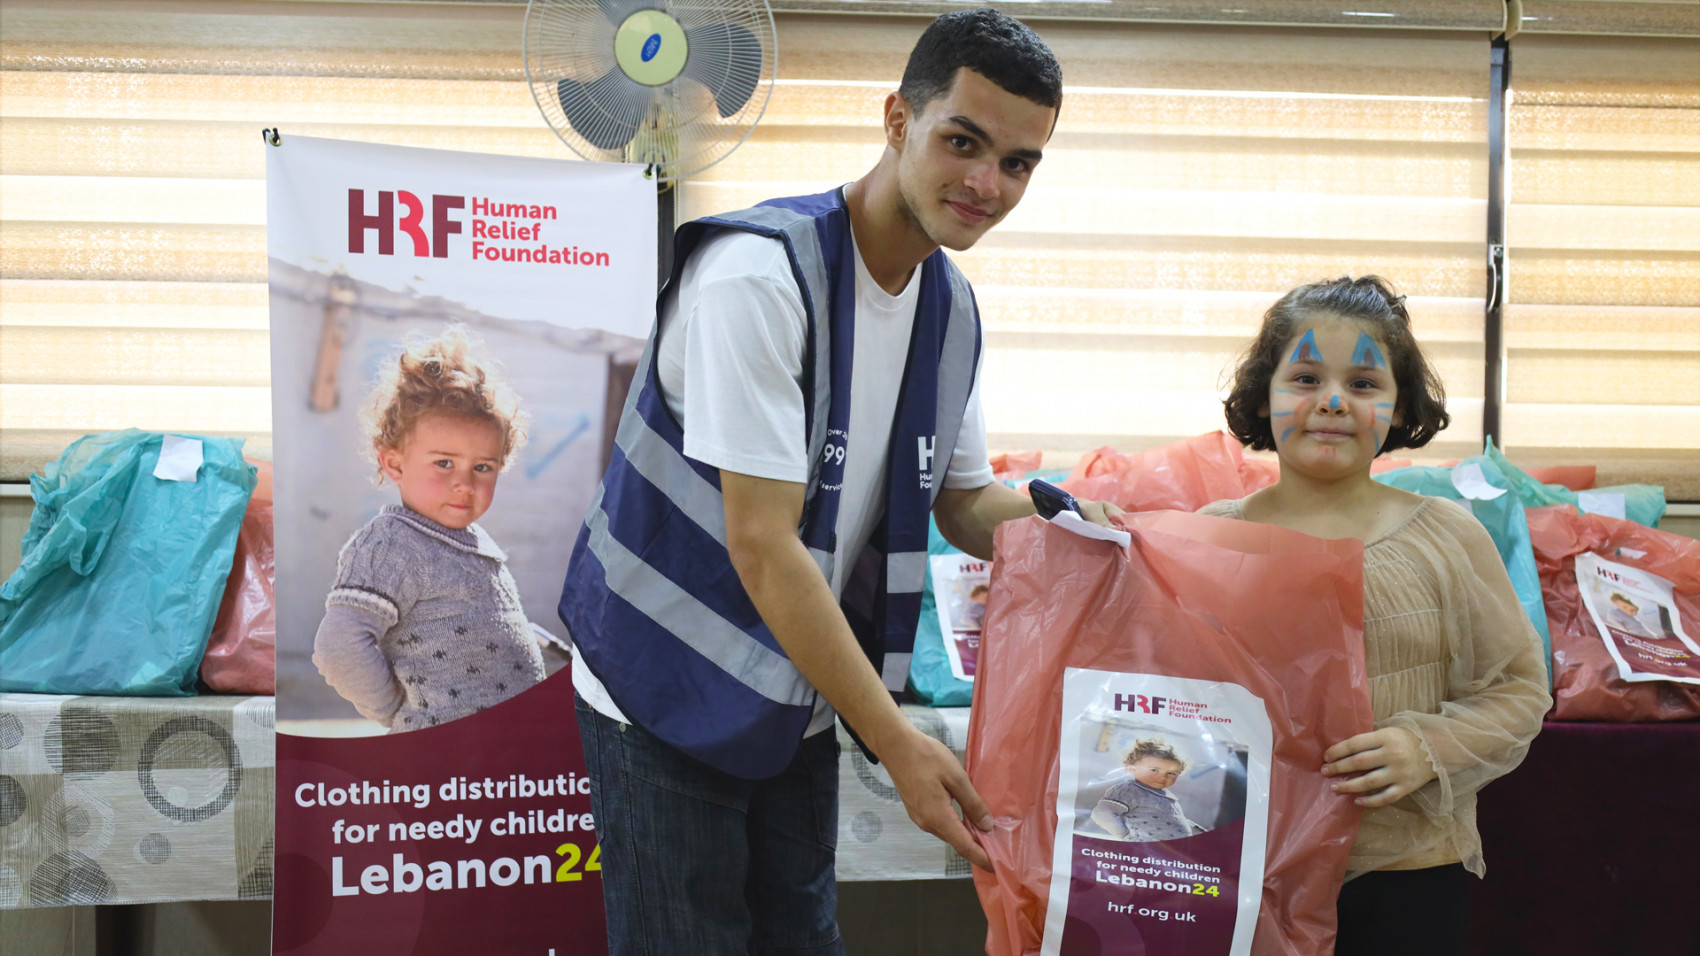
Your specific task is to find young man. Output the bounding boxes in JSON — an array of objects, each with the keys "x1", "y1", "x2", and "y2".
[{"x1": 559, "y1": 10, "x2": 1117, "y2": 953}]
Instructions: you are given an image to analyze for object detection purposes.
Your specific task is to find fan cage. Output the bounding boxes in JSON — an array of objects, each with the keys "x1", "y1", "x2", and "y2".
[{"x1": 524, "y1": 0, "x2": 777, "y2": 182}]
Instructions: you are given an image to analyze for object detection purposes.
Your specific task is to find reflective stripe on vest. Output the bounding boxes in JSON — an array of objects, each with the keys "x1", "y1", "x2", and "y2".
[{"x1": 559, "y1": 188, "x2": 980, "y2": 779}]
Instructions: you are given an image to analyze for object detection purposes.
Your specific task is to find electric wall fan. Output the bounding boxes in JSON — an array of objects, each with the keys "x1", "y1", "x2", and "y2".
[{"x1": 524, "y1": 0, "x2": 777, "y2": 183}]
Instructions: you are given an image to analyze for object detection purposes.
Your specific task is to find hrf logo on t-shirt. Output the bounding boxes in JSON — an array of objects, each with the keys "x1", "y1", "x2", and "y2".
[
  {"x1": 347, "y1": 189, "x2": 464, "y2": 258},
  {"x1": 1115, "y1": 693, "x2": 1167, "y2": 716},
  {"x1": 917, "y1": 436, "x2": 935, "y2": 491}
]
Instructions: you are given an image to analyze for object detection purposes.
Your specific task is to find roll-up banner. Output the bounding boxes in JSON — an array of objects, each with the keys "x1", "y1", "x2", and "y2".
[{"x1": 266, "y1": 134, "x2": 653, "y2": 954}]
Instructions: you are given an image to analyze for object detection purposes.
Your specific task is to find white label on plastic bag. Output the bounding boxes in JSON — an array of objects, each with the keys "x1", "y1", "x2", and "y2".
[
  {"x1": 154, "y1": 435, "x2": 204, "y2": 482},
  {"x1": 1574, "y1": 552, "x2": 1700, "y2": 685},
  {"x1": 929, "y1": 554, "x2": 990, "y2": 682},
  {"x1": 1578, "y1": 491, "x2": 1628, "y2": 521},
  {"x1": 1039, "y1": 668, "x2": 1271, "y2": 955},
  {"x1": 1049, "y1": 510, "x2": 1132, "y2": 548},
  {"x1": 1450, "y1": 461, "x2": 1507, "y2": 501}
]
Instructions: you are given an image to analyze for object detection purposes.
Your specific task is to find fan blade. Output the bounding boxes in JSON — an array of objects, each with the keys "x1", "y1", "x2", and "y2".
[
  {"x1": 682, "y1": 22, "x2": 763, "y2": 119},
  {"x1": 596, "y1": 0, "x2": 656, "y2": 27},
  {"x1": 557, "y1": 71, "x2": 651, "y2": 152}
]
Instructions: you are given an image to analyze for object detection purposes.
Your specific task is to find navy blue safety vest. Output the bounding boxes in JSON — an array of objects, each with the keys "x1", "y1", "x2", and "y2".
[{"x1": 558, "y1": 188, "x2": 981, "y2": 779}]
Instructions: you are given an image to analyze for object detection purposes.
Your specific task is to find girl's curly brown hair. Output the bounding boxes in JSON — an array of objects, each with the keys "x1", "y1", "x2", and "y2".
[
  {"x1": 1222, "y1": 275, "x2": 1449, "y2": 454},
  {"x1": 359, "y1": 325, "x2": 528, "y2": 481}
]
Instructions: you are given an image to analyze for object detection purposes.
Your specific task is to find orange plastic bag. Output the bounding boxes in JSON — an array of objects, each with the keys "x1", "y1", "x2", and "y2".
[
  {"x1": 202, "y1": 460, "x2": 276, "y2": 693},
  {"x1": 1527, "y1": 504, "x2": 1700, "y2": 721},
  {"x1": 993, "y1": 451, "x2": 1045, "y2": 482},
  {"x1": 969, "y1": 511, "x2": 1373, "y2": 956},
  {"x1": 1059, "y1": 432, "x2": 1259, "y2": 513}
]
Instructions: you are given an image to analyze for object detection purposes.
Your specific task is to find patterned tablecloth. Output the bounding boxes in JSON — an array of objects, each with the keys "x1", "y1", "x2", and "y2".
[
  {"x1": 835, "y1": 703, "x2": 975, "y2": 882},
  {"x1": 0, "y1": 693, "x2": 275, "y2": 908}
]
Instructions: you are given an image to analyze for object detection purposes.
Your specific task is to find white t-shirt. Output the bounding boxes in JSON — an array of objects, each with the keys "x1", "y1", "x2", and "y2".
[{"x1": 573, "y1": 226, "x2": 995, "y2": 735}]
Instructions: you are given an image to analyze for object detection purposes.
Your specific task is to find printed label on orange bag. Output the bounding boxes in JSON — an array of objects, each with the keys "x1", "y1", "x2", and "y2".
[
  {"x1": 1575, "y1": 552, "x2": 1700, "y2": 685},
  {"x1": 1040, "y1": 668, "x2": 1271, "y2": 955}
]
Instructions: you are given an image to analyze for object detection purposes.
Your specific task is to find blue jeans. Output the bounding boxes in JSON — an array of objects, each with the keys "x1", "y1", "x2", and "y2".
[{"x1": 576, "y1": 694, "x2": 846, "y2": 956}]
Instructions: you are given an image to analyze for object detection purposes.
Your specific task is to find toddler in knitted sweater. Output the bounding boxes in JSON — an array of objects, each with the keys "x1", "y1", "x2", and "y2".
[
  {"x1": 313, "y1": 327, "x2": 545, "y2": 732},
  {"x1": 1090, "y1": 738, "x2": 1207, "y2": 842}
]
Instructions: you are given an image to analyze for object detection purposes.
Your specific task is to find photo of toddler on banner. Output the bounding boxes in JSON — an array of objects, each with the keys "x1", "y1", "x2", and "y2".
[
  {"x1": 1090, "y1": 738, "x2": 1208, "y2": 842},
  {"x1": 312, "y1": 326, "x2": 547, "y2": 733}
]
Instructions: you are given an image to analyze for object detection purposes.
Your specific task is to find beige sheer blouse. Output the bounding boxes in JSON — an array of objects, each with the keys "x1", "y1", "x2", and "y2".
[{"x1": 1198, "y1": 496, "x2": 1551, "y2": 878}]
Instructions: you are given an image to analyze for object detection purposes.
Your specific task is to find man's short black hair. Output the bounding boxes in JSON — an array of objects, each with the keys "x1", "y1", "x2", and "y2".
[{"x1": 898, "y1": 8, "x2": 1063, "y2": 117}]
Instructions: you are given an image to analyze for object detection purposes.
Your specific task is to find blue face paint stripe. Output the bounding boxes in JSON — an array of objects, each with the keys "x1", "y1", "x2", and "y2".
[
  {"x1": 1371, "y1": 402, "x2": 1394, "y2": 454},
  {"x1": 1289, "y1": 329, "x2": 1322, "y2": 364},
  {"x1": 1352, "y1": 331, "x2": 1388, "y2": 369},
  {"x1": 1279, "y1": 426, "x2": 1294, "y2": 442}
]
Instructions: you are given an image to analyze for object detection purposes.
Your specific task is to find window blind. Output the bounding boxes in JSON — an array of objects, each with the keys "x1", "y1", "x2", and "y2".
[
  {"x1": 3, "y1": 1, "x2": 1690, "y2": 496},
  {"x1": 682, "y1": 16, "x2": 1492, "y2": 465},
  {"x1": 1502, "y1": 32, "x2": 1700, "y2": 499}
]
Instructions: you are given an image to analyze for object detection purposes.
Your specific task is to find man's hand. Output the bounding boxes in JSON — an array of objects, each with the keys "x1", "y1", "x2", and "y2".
[
  {"x1": 879, "y1": 726, "x2": 993, "y2": 869},
  {"x1": 1322, "y1": 727, "x2": 1436, "y2": 808},
  {"x1": 1076, "y1": 498, "x2": 1122, "y2": 528}
]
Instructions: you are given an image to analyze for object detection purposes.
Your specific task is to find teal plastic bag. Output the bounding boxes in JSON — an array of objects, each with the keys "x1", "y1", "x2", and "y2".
[
  {"x1": 1376, "y1": 457, "x2": 1553, "y2": 687},
  {"x1": 1483, "y1": 440, "x2": 1665, "y2": 528},
  {"x1": 0, "y1": 430, "x2": 256, "y2": 695},
  {"x1": 908, "y1": 519, "x2": 976, "y2": 706}
]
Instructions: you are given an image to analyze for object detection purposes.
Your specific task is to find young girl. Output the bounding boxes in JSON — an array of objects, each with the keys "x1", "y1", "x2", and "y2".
[
  {"x1": 1089, "y1": 738, "x2": 1205, "y2": 842},
  {"x1": 1205, "y1": 276, "x2": 1550, "y2": 955},
  {"x1": 313, "y1": 327, "x2": 546, "y2": 733}
]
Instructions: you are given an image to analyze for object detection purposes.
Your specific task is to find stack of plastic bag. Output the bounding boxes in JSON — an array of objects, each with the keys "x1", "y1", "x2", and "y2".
[
  {"x1": 1527, "y1": 505, "x2": 1700, "y2": 721},
  {"x1": 1483, "y1": 441, "x2": 1665, "y2": 528},
  {"x1": 0, "y1": 430, "x2": 256, "y2": 696},
  {"x1": 910, "y1": 452, "x2": 1046, "y2": 706},
  {"x1": 201, "y1": 459, "x2": 277, "y2": 694},
  {"x1": 1376, "y1": 453, "x2": 1552, "y2": 685},
  {"x1": 1058, "y1": 432, "x2": 1263, "y2": 513},
  {"x1": 969, "y1": 511, "x2": 1373, "y2": 956}
]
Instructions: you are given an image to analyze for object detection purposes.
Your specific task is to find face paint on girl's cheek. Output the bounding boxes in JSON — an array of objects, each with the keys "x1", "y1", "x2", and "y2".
[
  {"x1": 1371, "y1": 402, "x2": 1395, "y2": 454},
  {"x1": 1351, "y1": 331, "x2": 1388, "y2": 370}
]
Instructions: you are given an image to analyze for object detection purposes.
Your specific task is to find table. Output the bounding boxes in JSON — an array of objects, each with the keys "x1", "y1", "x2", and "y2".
[
  {"x1": 1468, "y1": 719, "x2": 1700, "y2": 954},
  {"x1": 0, "y1": 693, "x2": 275, "y2": 908},
  {"x1": 835, "y1": 704, "x2": 975, "y2": 881}
]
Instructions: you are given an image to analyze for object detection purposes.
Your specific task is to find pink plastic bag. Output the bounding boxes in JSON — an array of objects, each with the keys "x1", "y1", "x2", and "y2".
[
  {"x1": 202, "y1": 460, "x2": 276, "y2": 693},
  {"x1": 1059, "y1": 433, "x2": 1259, "y2": 513},
  {"x1": 1528, "y1": 505, "x2": 1700, "y2": 722},
  {"x1": 969, "y1": 511, "x2": 1373, "y2": 956},
  {"x1": 993, "y1": 451, "x2": 1045, "y2": 482}
]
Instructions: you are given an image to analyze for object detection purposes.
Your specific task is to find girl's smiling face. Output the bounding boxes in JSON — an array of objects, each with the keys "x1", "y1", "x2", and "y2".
[
  {"x1": 1263, "y1": 315, "x2": 1399, "y2": 478},
  {"x1": 378, "y1": 412, "x2": 505, "y2": 529}
]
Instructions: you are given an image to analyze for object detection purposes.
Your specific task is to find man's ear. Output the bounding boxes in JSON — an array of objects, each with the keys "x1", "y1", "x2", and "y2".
[{"x1": 884, "y1": 90, "x2": 912, "y2": 151}]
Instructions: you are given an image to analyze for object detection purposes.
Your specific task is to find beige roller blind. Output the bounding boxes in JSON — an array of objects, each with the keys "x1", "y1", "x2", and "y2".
[
  {"x1": 683, "y1": 17, "x2": 1493, "y2": 465},
  {"x1": 0, "y1": 0, "x2": 559, "y2": 481},
  {"x1": 1503, "y1": 33, "x2": 1700, "y2": 499}
]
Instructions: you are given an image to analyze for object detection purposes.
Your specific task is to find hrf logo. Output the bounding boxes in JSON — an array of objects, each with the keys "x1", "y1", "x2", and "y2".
[
  {"x1": 1115, "y1": 693, "x2": 1166, "y2": 715},
  {"x1": 348, "y1": 189, "x2": 465, "y2": 257},
  {"x1": 917, "y1": 435, "x2": 935, "y2": 490}
]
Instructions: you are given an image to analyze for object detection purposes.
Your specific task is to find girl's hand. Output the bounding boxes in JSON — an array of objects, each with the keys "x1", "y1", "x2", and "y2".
[{"x1": 1321, "y1": 727, "x2": 1436, "y2": 808}]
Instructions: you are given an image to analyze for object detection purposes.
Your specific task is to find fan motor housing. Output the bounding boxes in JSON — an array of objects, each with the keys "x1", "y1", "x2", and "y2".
[{"x1": 615, "y1": 10, "x2": 688, "y2": 86}]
